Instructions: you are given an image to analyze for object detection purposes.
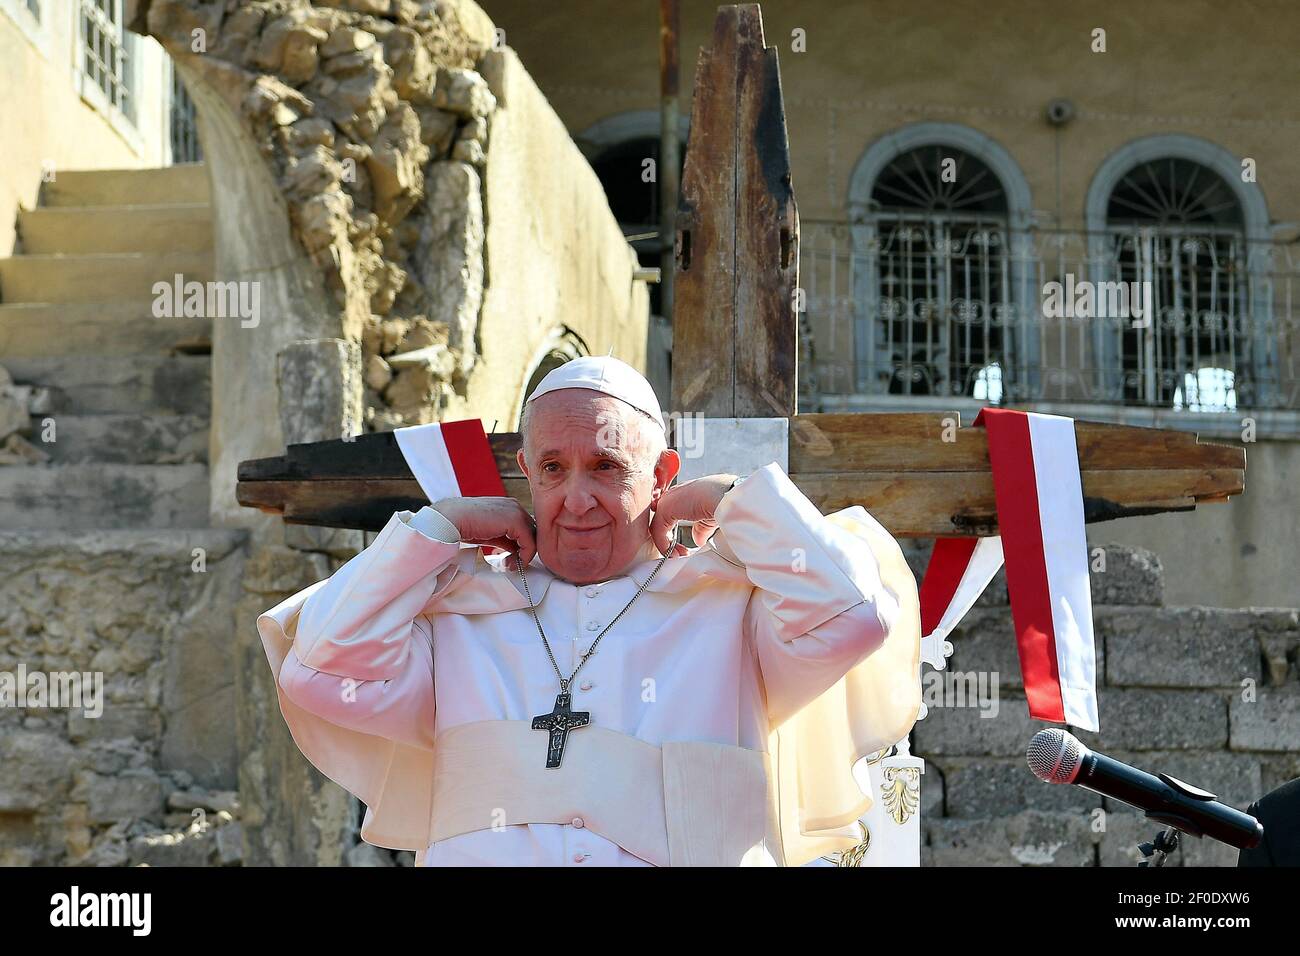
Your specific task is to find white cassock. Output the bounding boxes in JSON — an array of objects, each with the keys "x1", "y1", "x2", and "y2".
[{"x1": 256, "y1": 463, "x2": 921, "y2": 866}]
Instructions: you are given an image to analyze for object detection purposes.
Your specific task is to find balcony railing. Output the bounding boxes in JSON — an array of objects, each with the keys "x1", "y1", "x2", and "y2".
[{"x1": 799, "y1": 216, "x2": 1300, "y2": 414}]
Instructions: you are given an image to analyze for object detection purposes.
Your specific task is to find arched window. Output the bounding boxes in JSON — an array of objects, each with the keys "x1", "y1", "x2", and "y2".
[
  {"x1": 844, "y1": 124, "x2": 1035, "y2": 403},
  {"x1": 869, "y1": 145, "x2": 1012, "y2": 397},
  {"x1": 1086, "y1": 135, "x2": 1274, "y2": 411},
  {"x1": 1103, "y1": 158, "x2": 1247, "y2": 410}
]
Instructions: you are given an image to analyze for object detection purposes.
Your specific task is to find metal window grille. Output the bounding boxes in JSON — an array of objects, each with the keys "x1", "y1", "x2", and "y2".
[
  {"x1": 1106, "y1": 227, "x2": 1247, "y2": 410},
  {"x1": 170, "y1": 63, "x2": 202, "y2": 163},
  {"x1": 870, "y1": 212, "x2": 1011, "y2": 398},
  {"x1": 79, "y1": 0, "x2": 133, "y2": 122},
  {"x1": 1103, "y1": 158, "x2": 1251, "y2": 410}
]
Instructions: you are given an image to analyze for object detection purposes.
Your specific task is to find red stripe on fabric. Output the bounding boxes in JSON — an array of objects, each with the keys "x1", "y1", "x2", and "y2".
[
  {"x1": 440, "y1": 419, "x2": 506, "y2": 497},
  {"x1": 919, "y1": 537, "x2": 980, "y2": 636},
  {"x1": 975, "y1": 408, "x2": 1066, "y2": 723}
]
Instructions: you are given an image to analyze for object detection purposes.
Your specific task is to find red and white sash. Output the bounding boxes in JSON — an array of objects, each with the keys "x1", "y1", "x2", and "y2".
[
  {"x1": 920, "y1": 409, "x2": 1099, "y2": 731},
  {"x1": 393, "y1": 419, "x2": 506, "y2": 501}
]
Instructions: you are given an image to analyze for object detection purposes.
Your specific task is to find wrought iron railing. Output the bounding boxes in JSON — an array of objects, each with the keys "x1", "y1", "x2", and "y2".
[{"x1": 800, "y1": 216, "x2": 1300, "y2": 412}]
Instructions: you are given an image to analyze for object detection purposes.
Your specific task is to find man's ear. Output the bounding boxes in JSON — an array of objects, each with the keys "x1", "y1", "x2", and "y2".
[
  {"x1": 516, "y1": 448, "x2": 529, "y2": 479},
  {"x1": 652, "y1": 448, "x2": 681, "y2": 503}
]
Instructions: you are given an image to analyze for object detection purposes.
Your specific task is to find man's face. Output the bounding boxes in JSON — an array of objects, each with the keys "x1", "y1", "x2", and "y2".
[{"x1": 517, "y1": 389, "x2": 679, "y2": 584}]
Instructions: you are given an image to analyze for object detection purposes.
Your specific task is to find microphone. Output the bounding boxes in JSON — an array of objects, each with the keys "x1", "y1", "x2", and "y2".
[{"x1": 1026, "y1": 729, "x2": 1263, "y2": 850}]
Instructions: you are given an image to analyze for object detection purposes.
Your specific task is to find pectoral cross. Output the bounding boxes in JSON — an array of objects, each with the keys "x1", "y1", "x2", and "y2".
[{"x1": 531, "y1": 692, "x2": 590, "y2": 769}]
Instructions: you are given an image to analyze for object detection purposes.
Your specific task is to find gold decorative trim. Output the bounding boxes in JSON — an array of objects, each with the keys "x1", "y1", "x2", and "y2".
[
  {"x1": 821, "y1": 822, "x2": 871, "y2": 867},
  {"x1": 881, "y1": 766, "x2": 921, "y2": 825},
  {"x1": 836, "y1": 825, "x2": 872, "y2": 867}
]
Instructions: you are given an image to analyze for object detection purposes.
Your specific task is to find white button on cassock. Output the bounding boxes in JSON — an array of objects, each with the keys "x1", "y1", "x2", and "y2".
[
  {"x1": 571, "y1": 817, "x2": 585, "y2": 828},
  {"x1": 585, "y1": 587, "x2": 599, "y2": 598},
  {"x1": 586, "y1": 621, "x2": 600, "y2": 631},
  {"x1": 572, "y1": 852, "x2": 586, "y2": 863},
  {"x1": 579, "y1": 680, "x2": 593, "y2": 691}
]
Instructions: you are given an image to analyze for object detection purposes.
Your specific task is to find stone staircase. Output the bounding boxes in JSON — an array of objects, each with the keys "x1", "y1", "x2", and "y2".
[
  {"x1": 0, "y1": 164, "x2": 214, "y2": 526},
  {"x1": 0, "y1": 164, "x2": 248, "y2": 866}
]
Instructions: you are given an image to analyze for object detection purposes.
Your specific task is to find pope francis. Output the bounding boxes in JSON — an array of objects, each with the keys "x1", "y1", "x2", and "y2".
[{"x1": 256, "y1": 357, "x2": 921, "y2": 867}]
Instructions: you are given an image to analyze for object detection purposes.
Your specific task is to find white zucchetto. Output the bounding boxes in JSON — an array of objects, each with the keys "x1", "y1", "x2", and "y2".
[{"x1": 524, "y1": 356, "x2": 666, "y2": 431}]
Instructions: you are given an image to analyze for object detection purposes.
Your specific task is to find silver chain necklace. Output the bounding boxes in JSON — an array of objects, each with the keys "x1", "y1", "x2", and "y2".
[{"x1": 516, "y1": 549, "x2": 670, "y2": 768}]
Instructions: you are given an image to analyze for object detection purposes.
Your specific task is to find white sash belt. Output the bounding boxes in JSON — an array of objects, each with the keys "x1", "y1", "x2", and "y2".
[{"x1": 427, "y1": 720, "x2": 783, "y2": 866}]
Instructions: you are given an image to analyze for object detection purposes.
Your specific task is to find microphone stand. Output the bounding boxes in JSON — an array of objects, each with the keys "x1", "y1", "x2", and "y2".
[{"x1": 1136, "y1": 827, "x2": 1180, "y2": 867}]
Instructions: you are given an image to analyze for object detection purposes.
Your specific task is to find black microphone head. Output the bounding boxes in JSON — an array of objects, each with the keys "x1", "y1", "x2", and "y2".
[{"x1": 1027, "y1": 728, "x2": 1087, "y2": 784}]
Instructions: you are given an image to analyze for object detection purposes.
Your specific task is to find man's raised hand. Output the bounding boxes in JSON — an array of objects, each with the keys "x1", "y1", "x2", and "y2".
[
  {"x1": 431, "y1": 497, "x2": 537, "y2": 568},
  {"x1": 648, "y1": 474, "x2": 739, "y2": 556}
]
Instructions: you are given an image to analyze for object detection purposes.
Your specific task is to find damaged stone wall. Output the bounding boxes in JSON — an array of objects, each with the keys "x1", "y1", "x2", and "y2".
[
  {"x1": 137, "y1": 0, "x2": 502, "y2": 431},
  {"x1": 0, "y1": 529, "x2": 246, "y2": 866}
]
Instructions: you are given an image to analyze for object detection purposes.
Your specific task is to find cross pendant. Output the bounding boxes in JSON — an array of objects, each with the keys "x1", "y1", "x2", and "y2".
[{"x1": 530, "y1": 692, "x2": 590, "y2": 769}]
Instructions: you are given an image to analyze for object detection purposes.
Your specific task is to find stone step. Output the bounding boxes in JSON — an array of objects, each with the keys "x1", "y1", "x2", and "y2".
[
  {"x1": 0, "y1": 301, "x2": 210, "y2": 359},
  {"x1": 0, "y1": 463, "x2": 210, "y2": 529},
  {"x1": 23, "y1": 413, "x2": 208, "y2": 464},
  {"x1": 40, "y1": 164, "x2": 210, "y2": 207},
  {"x1": 0, "y1": 253, "x2": 212, "y2": 304},
  {"x1": 2, "y1": 355, "x2": 210, "y2": 415},
  {"x1": 18, "y1": 203, "x2": 212, "y2": 255},
  {"x1": 0, "y1": 524, "x2": 245, "y2": 592}
]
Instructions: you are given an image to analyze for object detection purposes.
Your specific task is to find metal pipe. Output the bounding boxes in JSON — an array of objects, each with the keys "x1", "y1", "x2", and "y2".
[{"x1": 658, "y1": 0, "x2": 680, "y2": 323}]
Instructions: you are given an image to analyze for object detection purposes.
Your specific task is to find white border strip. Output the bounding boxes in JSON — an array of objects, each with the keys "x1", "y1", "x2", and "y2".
[
  {"x1": 1027, "y1": 413, "x2": 1098, "y2": 731},
  {"x1": 394, "y1": 423, "x2": 462, "y2": 502}
]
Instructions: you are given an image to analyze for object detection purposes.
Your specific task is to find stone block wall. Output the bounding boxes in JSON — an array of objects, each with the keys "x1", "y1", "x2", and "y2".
[
  {"x1": 904, "y1": 541, "x2": 1300, "y2": 866},
  {"x1": 0, "y1": 530, "x2": 247, "y2": 866}
]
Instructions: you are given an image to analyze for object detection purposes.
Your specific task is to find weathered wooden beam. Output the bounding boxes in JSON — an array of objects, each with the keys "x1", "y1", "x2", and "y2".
[
  {"x1": 238, "y1": 476, "x2": 533, "y2": 530},
  {"x1": 800, "y1": 469, "x2": 1243, "y2": 538},
  {"x1": 788, "y1": 413, "x2": 1247, "y2": 473},
  {"x1": 671, "y1": 3, "x2": 798, "y2": 418},
  {"x1": 236, "y1": 415, "x2": 1244, "y2": 537},
  {"x1": 236, "y1": 431, "x2": 524, "y2": 482}
]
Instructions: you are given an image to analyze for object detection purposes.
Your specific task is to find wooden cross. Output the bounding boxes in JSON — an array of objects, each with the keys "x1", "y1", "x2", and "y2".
[
  {"x1": 236, "y1": 4, "x2": 1243, "y2": 539},
  {"x1": 531, "y1": 692, "x2": 590, "y2": 769}
]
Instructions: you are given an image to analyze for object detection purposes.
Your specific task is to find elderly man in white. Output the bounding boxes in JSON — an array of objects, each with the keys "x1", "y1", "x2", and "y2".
[{"x1": 256, "y1": 357, "x2": 920, "y2": 867}]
